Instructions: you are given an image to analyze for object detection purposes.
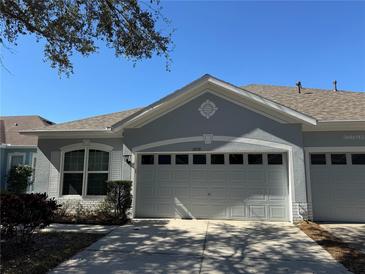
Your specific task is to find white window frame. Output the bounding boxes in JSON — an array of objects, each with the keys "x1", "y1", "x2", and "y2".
[
  {"x1": 59, "y1": 142, "x2": 113, "y2": 198},
  {"x1": 7, "y1": 152, "x2": 26, "y2": 172}
]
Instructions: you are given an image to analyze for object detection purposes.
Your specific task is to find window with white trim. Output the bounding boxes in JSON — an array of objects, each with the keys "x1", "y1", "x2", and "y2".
[
  {"x1": 8, "y1": 153, "x2": 25, "y2": 171},
  {"x1": 62, "y1": 148, "x2": 109, "y2": 196}
]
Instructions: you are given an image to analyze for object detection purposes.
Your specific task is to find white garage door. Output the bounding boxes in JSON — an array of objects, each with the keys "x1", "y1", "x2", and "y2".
[
  {"x1": 310, "y1": 152, "x2": 365, "y2": 222},
  {"x1": 135, "y1": 153, "x2": 289, "y2": 221}
]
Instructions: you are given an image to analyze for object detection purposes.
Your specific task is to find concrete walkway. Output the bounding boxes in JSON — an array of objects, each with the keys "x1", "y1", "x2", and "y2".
[
  {"x1": 43, "y1": 223, "x2": 117, "y2": 234},
  {"x1": 50, "y1": 220, "x2": 350, "y2": 274},
  {"x1": 321, "y1": 223, "x2": 365, "y2": 254}
]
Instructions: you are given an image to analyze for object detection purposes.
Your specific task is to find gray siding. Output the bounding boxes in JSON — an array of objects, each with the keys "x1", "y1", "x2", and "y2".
[{"x1": 32, "y1": 148, "x2": 50, "y2": 193}]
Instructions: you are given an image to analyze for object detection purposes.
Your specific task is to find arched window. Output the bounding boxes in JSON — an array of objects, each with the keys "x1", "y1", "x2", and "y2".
[{"x1": 61, "y1": 144, "x2": 110, "y2": 196}]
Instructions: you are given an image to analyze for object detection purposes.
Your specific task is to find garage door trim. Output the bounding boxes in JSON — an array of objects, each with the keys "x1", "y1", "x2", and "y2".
[{"x1": 131, "y1": 135, "x2": 295, "y2": 222}]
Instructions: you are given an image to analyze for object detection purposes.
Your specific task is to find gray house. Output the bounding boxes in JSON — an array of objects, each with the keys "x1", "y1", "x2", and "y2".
[
  {"x1": 22, "y1": 75, "x2": 365, "y2": 222},
  {"x1": 0, "y1": 116, "x2": 53, "y2": 190}
]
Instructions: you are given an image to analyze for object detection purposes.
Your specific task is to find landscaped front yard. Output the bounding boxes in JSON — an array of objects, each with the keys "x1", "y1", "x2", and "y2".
[
  {"x1": 299, "y1": 221, "x2": 365, "y2": 274},
  {"x1": 0, "y1": 231, "x2": 104, "y2": 274}
]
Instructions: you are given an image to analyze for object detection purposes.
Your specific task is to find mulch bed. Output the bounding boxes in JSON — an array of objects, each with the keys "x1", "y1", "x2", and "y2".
[
  {"x1": 299, "y1": 221, "x2": 365, "y2": 274},
  {"x1": 53, "y1": 215, "x2": 129, "y2": 225},
  {"x1": 0, "y1": 231, "x2": 104, "y2": 274}
]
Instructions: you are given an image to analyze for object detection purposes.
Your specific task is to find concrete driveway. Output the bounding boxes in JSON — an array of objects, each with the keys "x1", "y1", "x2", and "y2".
[{"x1": 50, "y1": 220, "x2": 350, "y2": 274}]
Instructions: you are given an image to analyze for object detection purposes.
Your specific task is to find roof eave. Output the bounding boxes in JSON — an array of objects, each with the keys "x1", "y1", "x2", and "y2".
[
  {"x1": 303, "y1": 120, "x2": 365, "y2": 131},
  {"x1": 20, "y1": 128, "x2": 112, "y2": 135}
]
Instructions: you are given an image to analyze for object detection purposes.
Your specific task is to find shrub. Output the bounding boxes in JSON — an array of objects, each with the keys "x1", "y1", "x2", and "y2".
[
  {"x1": 0, "y1": 193, "x2": 60, "y2": 243},
  {"x1": 7, "y1": 165, "x2": 33, "y2": 194},
  {"x1": 98, "y1": 180, "x2": 132, "y2": 223}
]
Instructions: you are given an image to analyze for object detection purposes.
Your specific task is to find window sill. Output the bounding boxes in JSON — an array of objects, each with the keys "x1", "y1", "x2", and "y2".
[{"x1": 59, "y1": 195, "x2": 106, "y2": 200}]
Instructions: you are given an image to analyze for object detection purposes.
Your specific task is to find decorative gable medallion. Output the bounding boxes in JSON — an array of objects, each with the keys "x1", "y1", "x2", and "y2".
[{"x1": 198, "y1": 100, "x2": 218, "y2": 119}]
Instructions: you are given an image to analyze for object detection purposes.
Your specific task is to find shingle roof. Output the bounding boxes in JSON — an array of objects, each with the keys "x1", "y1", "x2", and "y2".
[
  {"x1": 38, "y1": 108, "x2": 141, "y2": 131},
  {"x1": 242, "y1": 84, "x2": 365, "y2": 121},
  {"x1": 0, "y1": 116, "x2": 53, "y2": 145},
  {"x1": 26, "y1": 83, "x2": 365, "y2": 132}
]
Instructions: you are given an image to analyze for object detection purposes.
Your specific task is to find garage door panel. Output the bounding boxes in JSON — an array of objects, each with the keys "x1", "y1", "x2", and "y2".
[
  {"x1": 207, "y1": 170, "x2": 226, "y2": 180},
  {"x1": 230, "y1": 204, "x2": 246, "y2": 218},
  {"x1": 246, "y1": 170, "x2": 266, "y2": 182},
  {"x1": 155, "y1": 203, "x2": 175, "y2": 217},
  {"x1": 175, "y1": 203, "x2": 194, "y2": 218},
  {"x1": 248, "y1": 205, "x2": 267, "y2": 219},
  {"x1": 173, "y1": 186, "x2": 190, "y2": 198},
  {"x1": 228, "y1": 187, "x2": 248, "y2": 199},
  {"x1": 191, "y1": 170, "x2": 206, "y2": 180},
  {"x1": 157, "y1": 187, "x2": 174, "y2": 198},
  {"x1": 310, "y1": 152, "x2": 365, "y2": 222},
  {"x1": 332, "y1": 190, "x2": 365, "y2": 206},
  {"x1": 244, "y1": 188, "x2": 267, "y2": 201},
  {"x1": 138, "y1": 186, "x2": 154, "y2": 198},
  {"x1": 137, "y1": 153, "x2": 288, "y2": 221},
  {"x1": 268, "y1": 187, "x2": 287, "y2": 201},
  {"x1": 155, "y1": 169, "x2": 172, "y2": 180},
  {"x1": 139, "y1": 170, "x2": 155, "y2": 183},
  {"x1": 191, "y1": 205, "x2": 227, "y2": 218},
  {"x1": 269, "y1": 206, "x2": 286, "y2": 219},
  {"x1": 191, "y1": 187, "x2": 208, "y2": 197},
  {"x1": 173, "y1": 170, "x2": 190, "y2": 181},
  {"x1": 267, "y1": 170, "x2": 284, "y2": 182},
  {"x1": 136, "y1": 203, "x2": 157, "y2": 217},
  {"x1": 230, "y1": 170, "x2": 246, "y2": 181}
]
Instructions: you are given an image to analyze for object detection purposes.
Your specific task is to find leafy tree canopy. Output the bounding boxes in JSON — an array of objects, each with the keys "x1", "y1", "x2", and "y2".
[{"x1": 0, "y1": 0, "x2": 173, "y2": 76}]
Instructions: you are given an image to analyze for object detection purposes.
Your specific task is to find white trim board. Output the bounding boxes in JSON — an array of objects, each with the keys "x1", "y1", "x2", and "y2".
[{"x1": 303, "y1": 121, "x2": 365, "y2": 131}]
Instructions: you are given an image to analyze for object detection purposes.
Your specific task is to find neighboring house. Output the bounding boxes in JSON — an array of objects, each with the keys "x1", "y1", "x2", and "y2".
[
  {"x1": 0, "y1": 116, "x2": 54, "y2": 191},
  {"x1": 22, "y1": 75, "x2": 365, "y2": 222}
]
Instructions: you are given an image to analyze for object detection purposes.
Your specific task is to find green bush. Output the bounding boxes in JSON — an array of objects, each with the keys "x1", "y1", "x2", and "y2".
[
  {"x1": 98, "y1": 180, "x2": 132, "y2": 223},
  {"x1": 0, "y1": 193, "x2": 60, "y2": 243},
  {"x1": 7, "y1": 165, "x2": 33, "y2": 194}
]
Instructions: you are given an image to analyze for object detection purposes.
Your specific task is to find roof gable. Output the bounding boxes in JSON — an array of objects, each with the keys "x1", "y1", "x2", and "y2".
[{"x1": 113, "y1": 75, "x2": 317, "y2": 131}]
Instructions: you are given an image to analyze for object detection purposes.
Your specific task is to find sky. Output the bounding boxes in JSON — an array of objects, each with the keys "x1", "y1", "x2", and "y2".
[{"x1": 1, "y1": 1, "x2": 365, "y2": 123}]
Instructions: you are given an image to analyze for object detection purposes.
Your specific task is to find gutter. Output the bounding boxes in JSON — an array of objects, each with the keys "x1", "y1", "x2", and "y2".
[
  {"x1": 19, "y1": 127, "x2": 113, "y2": 135},
  {"x1": 0, "y1": 144, "x2": 37, "y2": 149}
]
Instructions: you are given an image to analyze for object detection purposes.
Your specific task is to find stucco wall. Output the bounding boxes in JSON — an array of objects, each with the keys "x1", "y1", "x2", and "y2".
[
  {"x1": 123, "y1": 92, "x2": 307, "y2": 205},
  {"x1": 38, "y1": 138, "x2": 123, "y2": 160},
  {"x1": 303, "y1": 131, "x2": 365, "y2": 147}
]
